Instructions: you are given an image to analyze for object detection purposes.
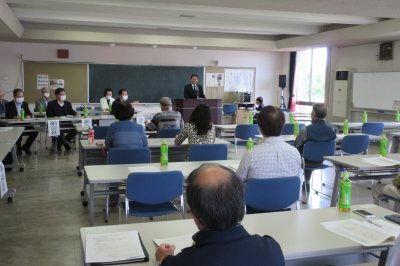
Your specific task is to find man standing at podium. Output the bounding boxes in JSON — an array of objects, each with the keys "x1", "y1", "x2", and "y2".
[{"x1": 184, "y1": 74, "x2": 206, "y2": 99}]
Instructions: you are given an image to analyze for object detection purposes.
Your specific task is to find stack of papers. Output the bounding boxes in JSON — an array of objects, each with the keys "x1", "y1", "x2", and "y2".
[
  {"x1": 321, "y1": 219, "x2": 400, "y2": 246},
  {"x1": 361, "y1": 157, "x2": 400, "y2": 167},
  {"x1": 154, "y1": 234, "x2": 193, "y2": 254},
  {"x1": 128, "y1": 166, "x2": 160, "y2": 173},
  {"x1": 85, "y1": 231, "x2": 147, "y2": 264}
]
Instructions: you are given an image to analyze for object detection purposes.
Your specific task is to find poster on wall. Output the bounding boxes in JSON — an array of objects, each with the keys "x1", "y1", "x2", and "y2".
[
  {"x1": 37, "y1": 74, "x2": 49, "y2": 90},
  {"x1": 49, "y1": 79, "x2": 64, "y2": 90},
  {"x1": 215, "y1": 73, "x2": 224, "y2": 86},
  {"x1": 224, "y1": 69, "x2": 254, "y2": 92},
  {"x1": 206, "y1": 73, "x2": 224, "y2": 87}
]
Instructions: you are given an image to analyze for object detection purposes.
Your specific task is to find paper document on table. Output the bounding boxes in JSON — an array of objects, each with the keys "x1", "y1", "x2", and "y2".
[
  {"x1": 361, "y1": 157, "x2": 400, "y2": 166},
  {"x1": 324, "y1": 220, "x2": 397, "y2": 246},
  {"x1": 227, "y1": 164, "x2": 240, "y2": 171},
  {"x1": 283, "y1": 136, "x2": 296, "y2": 142},
  {"x1": 154, "y1": 234, "x2": 193, "y2": 254},
  {"x1": 86, "y1": 231, "x2": 145, "y2": 263},
  {"x1": 128, "y1": 166, "x2": 160, "y2": 173}
]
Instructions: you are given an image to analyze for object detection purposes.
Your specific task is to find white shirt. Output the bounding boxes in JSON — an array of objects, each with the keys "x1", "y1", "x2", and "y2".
[
  {"x1": 14, "y1": 101, "x2": 21, "y2": 116},
  {"x1": 43, "y1": 97, "x2": 49, "y2": 106},
  {"x1": 58, "y1": 100, "x2": 64, "y2": 107}
]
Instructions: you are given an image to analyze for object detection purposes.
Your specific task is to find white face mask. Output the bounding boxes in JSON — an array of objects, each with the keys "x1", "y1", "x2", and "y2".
[
  {"x1": 44, "y1": 93, "x2": 50, "y2": 98},
  {"x1": 16, "y1": 97, "x2": 24, "y2": 104},
  {"x1": 106, "y1": 95, "x2": 112, "y2": 100},
  {"x1": 122, "y1": 95, "x2": 128, "y2": 101},
  {"x1": 60, "y1": 95, "x2": 66, "y2": 101}
]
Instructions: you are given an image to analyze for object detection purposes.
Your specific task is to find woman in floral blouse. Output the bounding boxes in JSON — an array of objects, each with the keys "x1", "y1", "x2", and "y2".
[{"x1": 174, "y1": 104, "x2": 216, "y2": 146}]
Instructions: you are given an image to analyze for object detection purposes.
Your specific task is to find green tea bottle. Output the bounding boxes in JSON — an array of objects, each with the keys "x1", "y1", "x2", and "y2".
[
  {"x1": 290, "y1": 113, "x2": 294, "y2": 124},
  {"x1": 109, "y1": 103, "x2": 112, "y2": 113},
  {"x1": 294, "y1": 120, "x2": 299, "y2": 136},
  {"x1": 161, "y1": 140, "x2": 168, "y2": 165},
  {"x1": 343, "y1": 119, "x2": 348, "y2": 135},
  {"x1": 363, "y1": 111, "x2": 367, "y2": 123},
  {"x1": 83, "y1": 106, "x2": 88, "y2": 118},
  {"x1": 339, "y1": 173, "x2": 351, "y2": 212},
  {"x1": 396, "y1": 111, "x2": 399, "y2": 122},
  {"x1": 39, "y1": 103, "x2": 43, "y2": 114},
  {"x1": 20, "y1": 108, "x2": 25, "y2": 121},
  {"x1": 249, "y1": 113, "x2": 253, "y2": 124},
  {"x1": 246, "y1": 138, "x2": 254, "y2": 150},
  {"x1": 380, "y1": 135, "x2": 387, "y2": 157}
]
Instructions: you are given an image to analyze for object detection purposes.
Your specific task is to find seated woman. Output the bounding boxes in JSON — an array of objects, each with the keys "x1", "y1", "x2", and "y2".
[
  {"x1": 105, "y1": 101, "x2": 148, "y2": 148},
  {"x1": 175, "y1": 104, "x2": 215, "y2": 147},
  {"x1": 100, "y1": 88, "x2": 115, "y2": 111}
]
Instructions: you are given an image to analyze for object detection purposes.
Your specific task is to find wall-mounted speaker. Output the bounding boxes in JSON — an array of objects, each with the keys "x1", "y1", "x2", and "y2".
[{"x1": 279, "y1": 75, "x2": 286, "y2": 88}]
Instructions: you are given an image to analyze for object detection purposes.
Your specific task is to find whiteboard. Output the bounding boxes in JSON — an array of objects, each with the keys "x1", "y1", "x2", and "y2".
[
  {"x1": 224, "y1": 69, "x2": 255, "y2": 92},
  {"x1": 353, "y1": 72, "x2": 400, "y2": 110}
]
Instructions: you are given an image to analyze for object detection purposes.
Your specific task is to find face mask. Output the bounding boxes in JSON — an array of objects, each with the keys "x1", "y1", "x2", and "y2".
[
  {"x1": 16, "y1": 98, "x2": 24, "y2": 104},
  {"x1": 44, "y1": 93, "x2": 50, "y2": 98},
  {"x1": 60, "y1": 95, "x2": 66, "y2": 101},
  {"x1": 106, "y1": 96, "x2": 111, "y2": 100},
  {"x1": 122, "y1": 95, "x2": 128, "y2": 101}
]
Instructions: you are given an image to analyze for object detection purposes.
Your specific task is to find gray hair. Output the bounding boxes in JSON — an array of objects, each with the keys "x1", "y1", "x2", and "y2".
[
  {"x1": 160, "y1": 97, "x2": 172, "y2": 106},
  {"x1": 313, "y1": 103, "x2": 328, "y2": 119},
  {"x1": 41, "y1": 87, "x2": 49, "y2": 93}
]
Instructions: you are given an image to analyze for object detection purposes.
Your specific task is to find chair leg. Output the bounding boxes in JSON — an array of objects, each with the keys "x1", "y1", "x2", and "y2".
[{"x1": 181, "y1": 194, "x2": 185, "y2": 220}]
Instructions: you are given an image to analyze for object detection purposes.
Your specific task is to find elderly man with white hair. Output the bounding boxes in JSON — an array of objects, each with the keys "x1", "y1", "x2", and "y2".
[
  {"x1": 34, "y1": 87, "x2": 51, "y2": 112},
  {"x1": 145, "y1": 97, "x2": 184, "y2": 132}
]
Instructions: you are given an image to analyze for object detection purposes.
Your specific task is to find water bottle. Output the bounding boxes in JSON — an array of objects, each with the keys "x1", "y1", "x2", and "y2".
[
  {"x1": 294, "y1": 120, "x2": 299, "y2": 136},
  {"x1": 249, "y1": 113, "x2": 253, "y2": 124},
  {"x1": 343, "y1": 119, "x2": 349, "y2": 135},
  {"x1": 109, "y1": 103, "x2": 112, "y2": 112},
  {"x1": 380, "y1": 135, "x2": 387, "y2": 157},
  {"x1": 246, "y1": 138, "x2": 254, "y2": 150},
  {"x1": 396, "y1": 111, "x2": 399, "y2": 122},
  {"x1": 290, "y1": 112, "x2": 294, "y2": 124},
  {"x1": 161, "y1": 140, "x2": 168, "y2": 165},
  {"x1": 21, "y1": 108, "x2": 25, "y2": 121},
  {"x1": 339, "y1": 173, "x2": 351, "y2": 212},
  {"x1": 39, "y1": 103, "x2": 43, "y2": 114},
  {"x1": 363, "y1": 111, "x2": 367, "y2": 123},
  {"x1": 276, "y1": 104, "x2": 279, "y2": 108},
  {"x1": 115, "y1": 119, "x2": 119, "y2": 122},
  {"x1": 83, "y1": 106, "x2": 88, "y2": 118}
]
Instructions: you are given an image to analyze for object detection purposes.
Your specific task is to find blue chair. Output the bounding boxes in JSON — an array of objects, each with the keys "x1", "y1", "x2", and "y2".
[
  {"x1": 103, "y1": 148, "x2": 151, "y2": 223},
  {"x1": 94, "y1": 107, "x2": 101, "y2": 111},
  {"x1": 302, "y1": 140, "x2": 336, "y2": 198},
  {"x1": 222, "y1": 104, "x2": 237, "y2": 125},
  {"x1": 245, "y1": 176, "x2": 301, "y2": 214},
  {"x1": 233, "y1": 124, "x2": 260, "y2": 159},
  {"x1": 361, "y1": 122, "x2": 384, "y2": 143},
  {"x1": 159, "y1": 128, "x2": 182, "y2": 138},
  {"x1": 76, "y1": 106, "x2": 92, "y2": 111},
  {"x1": 119, "y1": 171, "x2": 184, "y2": 224},
  {"x1": 93, "y1": 126, "x2": 109, "y2": 139},
  {"x1": 281, "y1": 123, "x2": 306, "y2": 135},
  {"x1": 189, "y1": 144, "x2": 228, "y2": 161},
  {"x1": 340, "y1": 135, "x2": 369, "y2": 156}
]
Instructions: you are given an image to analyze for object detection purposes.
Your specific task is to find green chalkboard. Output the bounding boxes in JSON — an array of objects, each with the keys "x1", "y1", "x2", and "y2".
[{"x1": 89, "y1": 64, "x2": 204, "y2": 103}]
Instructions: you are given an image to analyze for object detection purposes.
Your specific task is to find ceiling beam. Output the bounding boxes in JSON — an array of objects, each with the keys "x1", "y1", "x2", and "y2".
[{"x1": 0, "y1": 0, "x2": 24, "y2": 38}]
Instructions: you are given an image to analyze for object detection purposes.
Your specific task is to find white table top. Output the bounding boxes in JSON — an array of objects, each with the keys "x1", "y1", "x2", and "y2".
[
  {"x1": 80, "y1": 138, "x2": 232, "y2": 150},
  {"x1": 255, "y1": 133, "x2": 382, "y2": 142},
  {"x1": 80, "y1": 205, "x2": 395, "y2": 266},
  {"x1": 0, "y1": 127, "x2": 24, "y2": 143},
  {"x1": 324, "y1": 153, "x2": 400, "y2": 170},
  {"x1": 331, "y1": 121, "x2": 400, "y2": 129},
  {"x1": 84, "y1": 159, "x2": 240, "y2": 183}
]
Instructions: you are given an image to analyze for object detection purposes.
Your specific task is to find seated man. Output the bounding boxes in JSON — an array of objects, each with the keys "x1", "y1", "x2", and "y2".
[
  {"x1": 372, "y1": 174, "x2": 400, "y2": 213},
  {"x1": 294, "y1": 103, "x2": 336, "y2": 192},
  {"x1": 34, "y1": 87, "x2": 51, "y2": 112},
  {"x1": 236, "y1": 106, "x2": 301, "y2": 181},
  {"x1": 0, "y1": 90, "x2": 8, "y2": 115},
  {"x1": 110, "y1": 89, "x2": 128, "y2": 115},
  {"x1": 145, "y1": 97, "x2": 184, "y2": 132},
  {"x1": 255, "y1": 96, "x2": 265, "y2": 111},
  {"x1": 46, "y1": 88, "x2": 80, "y2": 151},
  {"x1": 156, "y1": 163, "x2": 284, "y2": 266},
  {"x1": 5, "y1": 89, "x2": 38, "y2": 155}
]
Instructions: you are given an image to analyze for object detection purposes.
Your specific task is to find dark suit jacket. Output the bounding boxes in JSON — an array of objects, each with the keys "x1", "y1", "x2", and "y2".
[
  {"x1": 0, "y1": 99, "x2": 8, "y2": 114},
  {"x1": 46, "y1": 100, "x2": 76, "y2": 117},
  {"x1": 5, "y1": 101, "x2": 32, "y2": 119},
  {"x1": 184, "y1": 84, "x2": 206, "y2": 99},
  {"x1": 110, "y1": 98, "x2": 122, "y2": 115},
  {"x1": 162, "y1": 225, "x2": 284, "y2": 266}
]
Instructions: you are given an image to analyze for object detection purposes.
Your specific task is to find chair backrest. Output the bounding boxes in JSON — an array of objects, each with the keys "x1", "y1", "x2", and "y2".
[
  {"x1": 93, "y1": 126, "x2": 109, "y2": 139},
  {"x1": 245, "y1": 176, "x2": 300, "y2": 212},
  {"x1": 361, "y1": 122, "x2": 384, "y2": 136},
  {"x1": 303, "y1": 140, "x2": 336, "y2": 162},
  {"x1": 341, "y1": 135, "x2": 369, "y2": 154},
  {"x1": 159, "y1": 128, "x2": 182, "y2": 138},
  {"x1": 235, "y1": 124, "x2": 260, "y2": 140},
  {"x1": 76, "y1": 107, "x2": 83, "y2": 111},
  {"x1": 281, "y1": 123, "x2": 306, "y2": 135},
  {"x1": 189, "y1": 144, "x2": 228, "y2": 162},
  {"x1": 94, "y1": 107, "x2": 101, "y2": 111},
  {"x1": 387, "y1": 233, "x2": 400, "y2": 266},
  {"x1": 126, "y1": 171, "x2": 183, "y2": 204},
  {"x1": 107, "y1": 148, "x2": 151, "y2": 165},
  {"x1": 223, "y1": 104, "x2": 236, "y2": 114}
]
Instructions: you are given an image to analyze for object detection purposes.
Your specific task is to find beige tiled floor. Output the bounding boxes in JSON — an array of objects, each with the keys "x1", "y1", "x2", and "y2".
[{"x1": 0, "y1": 133, "x2": 390, "y2": 265}]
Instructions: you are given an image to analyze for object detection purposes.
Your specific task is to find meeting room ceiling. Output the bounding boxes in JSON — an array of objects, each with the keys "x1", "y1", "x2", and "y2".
[{"x1": 1, "y1": 0, "x2": 400, "y2": 51}]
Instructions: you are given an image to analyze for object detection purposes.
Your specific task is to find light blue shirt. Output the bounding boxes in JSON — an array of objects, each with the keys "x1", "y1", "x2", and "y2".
[{"x1": 14, "y1": 101, "x2": 21, "y2": 116}]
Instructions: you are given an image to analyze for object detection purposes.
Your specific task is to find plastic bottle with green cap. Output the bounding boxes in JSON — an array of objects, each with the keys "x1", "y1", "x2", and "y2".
[
  {"x1": 363, "y1": 111, "x2": 367, "y2": 123},
  {"x1": 380, "y1": 135, "x2": 388, "y2": 157},
  {"x1": 161, "y1": 140, "x2": 168, "y2": 165},
  {"x1": 20, "y1": 108, "x2": 25, "y2": 121},
  {"x1": 109, "y1": 103, "x2": 112, "y2": 113},
  {"x1": 396, "y1": 111, "x2": 399, "y2": 122},
  {"x1": 339, "y1": 173, "x2": 351, "y2": 212},
  {"x1": 83, "y1": 106, "x2": 88, "y2": 118},
  {"x1": 343, "y1": 119, "x2": 349, "y2": 135},
  {"x1": 294, "y1": 120, "x2": 299, "y2": 136},
  {"x1": 290, "y1": 113, "x2": 294, "y2": 124},
  {"x1": 39, "y1": 103, "x2": 43, "y2": 114},
  {"x1": 276, "y1": 104, "x2": 279, "y2": 108},
  {"x1": 249, "y1": 113, "x2": 253, "y2": 124},
  {"x1": 246, "y1": 138, "x2": 254, "y2": 150}
]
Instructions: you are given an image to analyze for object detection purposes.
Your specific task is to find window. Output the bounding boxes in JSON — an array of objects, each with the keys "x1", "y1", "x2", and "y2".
[{"x1": 294, "y1": 48, "x2": 327, "y2": 113}]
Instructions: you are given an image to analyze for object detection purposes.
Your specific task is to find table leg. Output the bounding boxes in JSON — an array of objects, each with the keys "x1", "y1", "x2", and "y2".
[
  {"x1": 90, "y1": 183, "x2": 94, "y2": 226},
  {"x1": 378, "y1": 247, "x2": 391, "y2": 266},
  {"x1": 81, "y1": 246, "x2": 85, "y2": 266},
  {"x1": 330, "y1": 164, "x2": 342, "y2": 207}
]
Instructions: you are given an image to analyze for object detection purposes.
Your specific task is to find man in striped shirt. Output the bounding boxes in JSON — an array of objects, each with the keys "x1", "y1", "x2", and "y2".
[{"x1": 145, "y1": 97, "x2": 184, "y2": 132}]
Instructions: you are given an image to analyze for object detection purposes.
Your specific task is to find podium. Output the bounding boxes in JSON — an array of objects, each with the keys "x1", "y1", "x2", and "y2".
[{"x1": 172, "y1": 99, "x2": 222, "y2": 125}]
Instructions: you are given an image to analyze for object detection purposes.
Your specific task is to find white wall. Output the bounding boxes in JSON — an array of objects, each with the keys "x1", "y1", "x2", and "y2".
[{"x1": 0, "y1": 41, "x2": 289, "y2": 109}]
